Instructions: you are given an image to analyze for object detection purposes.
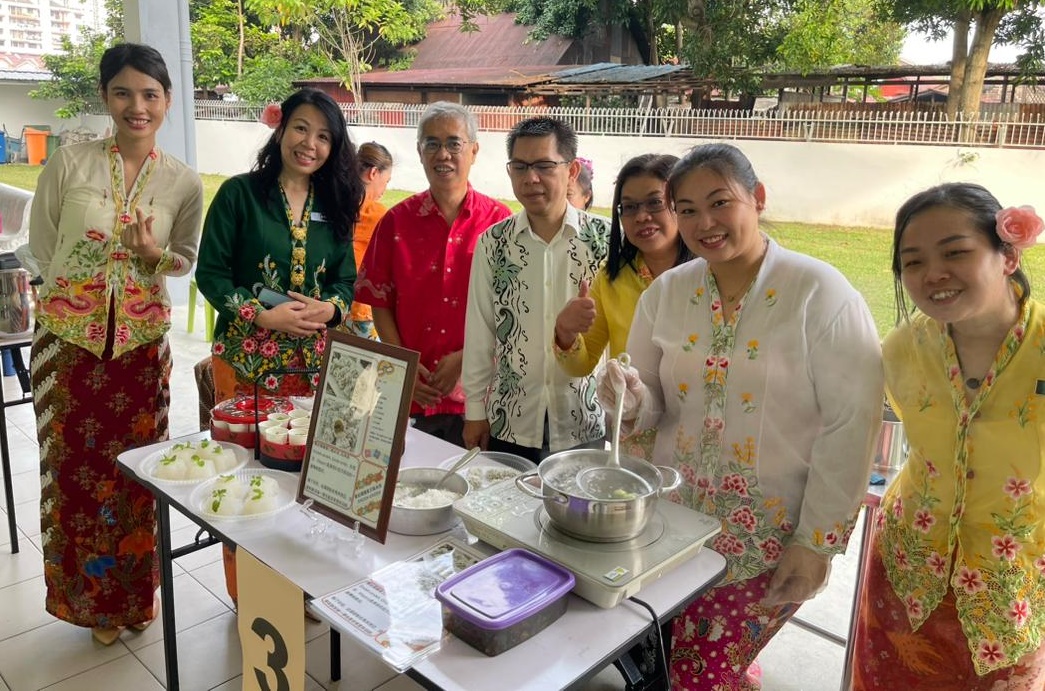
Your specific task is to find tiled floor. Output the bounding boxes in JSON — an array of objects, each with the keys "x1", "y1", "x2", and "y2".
[{"x1": 0, "y1": 305, "x2": 860, "y2": 690}]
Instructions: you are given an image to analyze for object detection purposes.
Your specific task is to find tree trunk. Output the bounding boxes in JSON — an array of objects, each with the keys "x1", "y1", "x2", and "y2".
[
  {"x1": 946, "y1": 9, "x2": 971, "y2": 120},
  {"x1": 237, "y1": 0, "x2": 245, "y2": 78},
  {"x1": 647, "y1": 0, "x2": 658, "y2": 65},
  {"x1": 958, "y1": 8, "x2": 1004, "y2": 122}
]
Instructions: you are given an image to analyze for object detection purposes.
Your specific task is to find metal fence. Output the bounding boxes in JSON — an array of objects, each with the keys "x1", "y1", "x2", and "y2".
[{"x1": 193, "y1": 100, "x2": 1045, "y2": 149}]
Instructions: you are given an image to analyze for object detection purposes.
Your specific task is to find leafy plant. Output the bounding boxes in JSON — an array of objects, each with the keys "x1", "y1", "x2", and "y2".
[{"x1": 28, "y1": 29, "x2": 110, "y2": 119}]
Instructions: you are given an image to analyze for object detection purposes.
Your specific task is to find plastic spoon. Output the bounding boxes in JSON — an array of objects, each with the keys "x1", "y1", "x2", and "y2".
[{"x1": 576, "y1": 354, "x2": 652, "y2": 500}]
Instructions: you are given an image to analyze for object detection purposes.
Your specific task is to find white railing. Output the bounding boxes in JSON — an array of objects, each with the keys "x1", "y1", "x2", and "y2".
[{"x1": 192, "y1": 100, "x2": 1045, "y2": 149}]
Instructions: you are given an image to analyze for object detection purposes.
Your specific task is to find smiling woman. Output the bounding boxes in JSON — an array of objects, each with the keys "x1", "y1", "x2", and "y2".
[
  {"x1": 193, "y1": 87, "x2": 365, "y2": 604},
  {"x1": 27, "y1": 42, "x2": 204, "y2": 646}
]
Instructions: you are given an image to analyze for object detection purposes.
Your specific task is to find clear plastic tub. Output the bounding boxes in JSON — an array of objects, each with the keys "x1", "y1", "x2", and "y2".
[{"x1": 435, "y1": 548, "x2": 574, "y2": 656}]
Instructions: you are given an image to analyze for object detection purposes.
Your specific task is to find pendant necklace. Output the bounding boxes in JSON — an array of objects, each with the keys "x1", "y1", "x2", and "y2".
[{"x1": 965, "y1": 376, "x2": 982, "y2": 390}]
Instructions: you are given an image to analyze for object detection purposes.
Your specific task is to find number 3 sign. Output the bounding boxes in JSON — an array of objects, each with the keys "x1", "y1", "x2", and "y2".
[{"x1": 237, "y1": 549, "x2": 306, "y2": 690}]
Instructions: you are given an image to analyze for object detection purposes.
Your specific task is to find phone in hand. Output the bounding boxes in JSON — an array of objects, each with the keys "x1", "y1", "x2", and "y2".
[{"x1": 257, "y1": 287, "x2": 294, "y2": 308}]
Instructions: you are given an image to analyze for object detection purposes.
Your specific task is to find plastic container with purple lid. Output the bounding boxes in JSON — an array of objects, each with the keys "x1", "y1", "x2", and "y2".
[{"x1": 434, "y1": 548, "x2": 575, "y2": 656}]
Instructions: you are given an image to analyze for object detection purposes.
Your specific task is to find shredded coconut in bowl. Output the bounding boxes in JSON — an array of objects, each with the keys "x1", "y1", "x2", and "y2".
[{"x1": 393, "y1": 483, "x2": 462, "y2": 509}]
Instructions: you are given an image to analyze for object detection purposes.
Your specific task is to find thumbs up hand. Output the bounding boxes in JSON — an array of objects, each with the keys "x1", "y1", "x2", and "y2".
[{"x1": 555, "y1": 279, "x2": 597, "y2": 350}]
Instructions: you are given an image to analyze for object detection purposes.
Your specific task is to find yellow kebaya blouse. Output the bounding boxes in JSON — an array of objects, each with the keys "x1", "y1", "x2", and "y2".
[
  {"x1": 880, "y1": 300, "x2": 1045, "y2": 675},
  {"x1": 555, "y1": 257, "x2": 652, "y2": 377},
  {"x1": 29, "y1": 138, "x2": 203, "y2": 358}
]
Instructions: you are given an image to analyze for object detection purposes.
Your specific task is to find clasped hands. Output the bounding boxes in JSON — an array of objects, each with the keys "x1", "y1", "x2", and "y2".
[
  {"x1": 412, "y1": 350, "x2": 463, "y2": 408},
  {"x1": 254, "y1": 292, "x2": 335, "y2": 337}
]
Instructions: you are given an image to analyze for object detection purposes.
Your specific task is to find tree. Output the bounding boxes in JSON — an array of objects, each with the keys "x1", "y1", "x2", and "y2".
[
  {"x1": 888, "y1": 0, "x2": 1045, "y2": 119},
  {"x1": 778, "y1": 0, "x2": 904, "y2": 73},
  {"x1": 242, "y1": 0, "x2": 442, "y2": 98},
  {"x1": 28, "y1": 0, "x2": 121, "y2": 119},
  {"x1": 29, "y1": 28, "x2": 111, "y2": 119}
]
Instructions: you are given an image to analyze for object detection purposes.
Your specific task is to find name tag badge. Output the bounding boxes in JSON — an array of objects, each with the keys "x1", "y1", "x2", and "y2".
[
  {"x1": 310, "y1": 211, "x2": 326, "y2": 223},
  {"x1": 1036, "y1": 380, "x2": 1045, "y2": 396}
]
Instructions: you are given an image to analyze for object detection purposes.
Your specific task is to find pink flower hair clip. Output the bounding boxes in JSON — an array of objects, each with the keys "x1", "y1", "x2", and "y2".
[
  {"x1": 996, "y1": 205, "x2": 1044, "y2": 250},
  {"x1": 577, "y1": 156, "x2": 594, "y2": 178},
  {"x1": 259, "y1": 103, "x2": 282, "y2": 130}
]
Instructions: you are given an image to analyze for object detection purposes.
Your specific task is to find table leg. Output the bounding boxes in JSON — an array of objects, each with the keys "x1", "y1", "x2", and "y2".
[
  {"x1": 1, "y1": 391, "x2": 19, "y2": 553},
  {"x1": 156, "y1": 495, "x2": 180, "y2": 690},
  {"x1": 330, "y1": 629, "x2": 341, "y2": 682},
  {"x1": 840, "y1": 504, "x2": 876, "y2": 691}
]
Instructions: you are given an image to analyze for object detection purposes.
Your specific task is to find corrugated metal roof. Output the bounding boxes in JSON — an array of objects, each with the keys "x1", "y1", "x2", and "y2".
[
  {"x1": 361, "y1": 65, "x2": 569, "y2": 89},
  {"x1": 551, "y1": 63, "x2": 685, "y2": 83},
  {"x1": 407, "y1": 13, "x2": 573, "y2": 70},
  {"x1": 0, "y1": 69, "x2": 50, "y2": 82}
]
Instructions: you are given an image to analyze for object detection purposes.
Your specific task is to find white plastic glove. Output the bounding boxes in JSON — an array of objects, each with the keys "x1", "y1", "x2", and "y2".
[
  {"x1": 762, "y1": 544, "x2": 832, "y2": 607},
  {"x1": 596, "y1": 359, "x2": 646, "y2": 421}
]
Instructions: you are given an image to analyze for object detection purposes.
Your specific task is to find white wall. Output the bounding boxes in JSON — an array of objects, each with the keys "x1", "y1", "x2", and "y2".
[
  {"x1": 195, "y1": 120, "x2": 1045, "y2": 228},
  {"x1": 2, "y1": 105, "x2": 1040, "y2": 229}
]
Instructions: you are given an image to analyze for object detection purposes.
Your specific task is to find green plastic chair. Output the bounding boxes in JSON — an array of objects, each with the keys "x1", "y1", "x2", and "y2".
[{"x1": 187, "y1": 278, "x2": 215, "y2": 342}]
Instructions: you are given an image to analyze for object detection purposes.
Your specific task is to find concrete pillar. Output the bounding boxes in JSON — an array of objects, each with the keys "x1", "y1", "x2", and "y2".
[
  {"x1": 121, "y1": 0, "x2": 196, "y2": 168},
  {"x1": 121, "y1": 0, "x2": 196, "y2": 306}
]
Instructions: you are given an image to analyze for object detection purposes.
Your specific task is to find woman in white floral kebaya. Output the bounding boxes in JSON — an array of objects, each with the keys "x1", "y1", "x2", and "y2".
[
  {"x1": 600, "y1": 143, "x2": 883, "y2": 689},
  {"x1": 851, "y1": 183, "x2": 1045, "y2": 689}
]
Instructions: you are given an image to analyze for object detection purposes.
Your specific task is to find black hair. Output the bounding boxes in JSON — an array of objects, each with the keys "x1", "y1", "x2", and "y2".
[
  {"x1": 607, "y1": 154, "x2": 694, "y2": 281},
  {"x1": 891, "y1": 182, "x2": 1031, "y2": 323},
  {"x1": 250, "y1": 88, "x2": 363, "y2": 243},
  {"x1": 506, "y1": 116, "x2": 578, "y2": 160},
  {"x1": 668, "y1": 143, "x2": 760, "y2": 201},
  {"x1": 99, "y1": 43, "x2": 172, "y2": 93}
]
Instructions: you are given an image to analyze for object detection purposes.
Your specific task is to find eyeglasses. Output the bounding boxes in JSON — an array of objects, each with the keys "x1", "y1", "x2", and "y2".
[
  {"x1": 506, "y1": 160, "x2": 571, "y2": 175},
  {"x1": 420, "y1": 138, "x2": 471, "y2": 155},
  {"x1": 617, "y1": 198, "x2": 669, "y2": 217}
]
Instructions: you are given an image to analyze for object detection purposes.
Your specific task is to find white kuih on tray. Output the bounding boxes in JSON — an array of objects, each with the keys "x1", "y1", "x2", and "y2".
[
  {"x1": 140, "y1": 439, "x2": 250, "y2": 484},
  {"x1": 190, "y1": 469, "x2": 299, "y2": 520}
]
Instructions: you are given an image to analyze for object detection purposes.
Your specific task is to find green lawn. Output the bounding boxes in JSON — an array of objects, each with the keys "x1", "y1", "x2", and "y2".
[{"x1": 5, "y1": 162, "x2": 1043, "y2": 338}]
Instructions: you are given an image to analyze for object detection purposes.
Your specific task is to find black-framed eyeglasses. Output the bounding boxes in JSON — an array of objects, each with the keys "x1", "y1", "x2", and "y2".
[
  {"x1": 420, "y1": 138, "x2": 471, "y2": 155},
  {"x1": 617, "y1": 198, "x2": 669, "y2": 217},
  {"x1": 506, "y1": 159, "x2": 571, "y2": 175}
]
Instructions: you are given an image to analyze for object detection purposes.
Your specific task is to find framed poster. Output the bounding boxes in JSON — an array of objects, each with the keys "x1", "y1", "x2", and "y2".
[{"x1": 296, "y1": 330, "x2": 419, "y2": 542}]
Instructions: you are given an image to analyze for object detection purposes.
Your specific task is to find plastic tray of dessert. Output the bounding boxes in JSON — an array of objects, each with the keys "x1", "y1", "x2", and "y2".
[
  {"x1": 140, "y1": 439, "x2": 250, "y2": 484},
  {"x1": 190, "y1": 468, "x2": 299, "y2": 521},
  {"x1": 248, "y1": 367, "x2": 319, "y2": 471}
]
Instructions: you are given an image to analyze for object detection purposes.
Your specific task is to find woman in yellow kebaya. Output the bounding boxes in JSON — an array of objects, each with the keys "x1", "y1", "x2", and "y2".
[{"x1": 852, "y1": 183, "x2": 1045, "y2": 689}]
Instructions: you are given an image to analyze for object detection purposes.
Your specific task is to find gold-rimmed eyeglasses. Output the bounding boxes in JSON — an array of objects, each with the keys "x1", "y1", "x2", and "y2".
[
  {"x1": 617, "y1": 198, "x2": 669, "y2": 217},
  {"x1": 420, "y1": 138, "x2": 471, "y2": 155},
  {"x1": 506, "y1": 159, "x2": 571, "y2": 175}
]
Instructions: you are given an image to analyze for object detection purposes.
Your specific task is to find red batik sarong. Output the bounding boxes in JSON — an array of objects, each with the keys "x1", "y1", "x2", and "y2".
[{"x1": 31, "y1": 328, "x2": 167, "y2": 628}]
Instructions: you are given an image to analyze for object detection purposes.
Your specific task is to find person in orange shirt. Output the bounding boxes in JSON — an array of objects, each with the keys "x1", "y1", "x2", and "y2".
[{"x1": 350, "y1": 142, "x2": 393, "y2": 339}]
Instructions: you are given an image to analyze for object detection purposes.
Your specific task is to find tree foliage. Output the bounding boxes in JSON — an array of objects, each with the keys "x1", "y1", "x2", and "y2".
[
  {"x1": 29, "y1": 30, "x2": 109, "y2": 118},
  {"x1": 778, "y1": 0, "x2": 903, "y2": 72},
  {"x1": 886, "y1": 1, "x2": 1044, "y2": 120},
  {"x1": 241, "y1": 0, "x2": 443, "y2": 100}
]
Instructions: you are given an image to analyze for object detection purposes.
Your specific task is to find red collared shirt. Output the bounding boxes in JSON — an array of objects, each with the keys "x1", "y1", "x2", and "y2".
[{"x1": 355, "y1": 185, "x2": 511, "y2": 415}]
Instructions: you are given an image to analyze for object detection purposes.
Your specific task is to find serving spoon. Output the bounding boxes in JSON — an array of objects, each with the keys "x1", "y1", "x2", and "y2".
[
  {"x1": 408, "y1": 446, "x2": 481, "y2": 497},
  {"x1": 576, "y1": 353, "x2": 653, "y2": 500}
]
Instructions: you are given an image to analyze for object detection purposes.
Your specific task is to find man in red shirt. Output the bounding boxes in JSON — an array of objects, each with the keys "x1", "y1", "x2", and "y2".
[{"x1": 355, "y1": 102, "x2": 511, "y2": 446}]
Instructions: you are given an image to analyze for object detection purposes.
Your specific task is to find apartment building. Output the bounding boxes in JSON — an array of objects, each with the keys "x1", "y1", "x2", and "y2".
[{"x1": 0, "y1": 0, "x2": 102, "y2": 61}]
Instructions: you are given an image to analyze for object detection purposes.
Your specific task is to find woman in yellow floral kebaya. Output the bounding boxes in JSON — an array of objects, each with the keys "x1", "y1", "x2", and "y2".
[
  {"x1": 28, "y1": 43, "x2": 203, "y2": 646},
  {"x1": 598, "y1": 143, "x2": 883, "y2": 689},
  {"x1": 852, "y1": 183, "x2": 1045, "y2": 689},
  {"x1": 554, "y1": 153, "x2": 693, "y2": 375},
  {"x1": 196, "y1": 88, "x2": 363, "y2": 402}
]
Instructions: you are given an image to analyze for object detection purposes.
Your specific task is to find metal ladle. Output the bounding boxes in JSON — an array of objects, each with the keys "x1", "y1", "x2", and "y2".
[
  {"x1": 576, "y1": 353, "x2": 653, "y2": 500},
  {"x1": 408, "y1": 446, "x2": 481, "y2": 497}
]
